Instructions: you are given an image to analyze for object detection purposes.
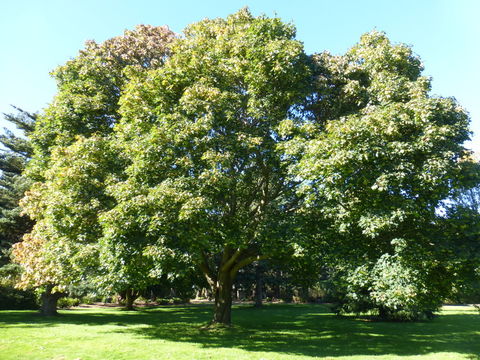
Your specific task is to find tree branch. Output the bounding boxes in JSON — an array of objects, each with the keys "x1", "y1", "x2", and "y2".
[
  {"x1": 198, "y1": 251, "x2": 216, "y2": 288},
  {"x1": 220, "y1": 247, "x2": 245, "y2": 272},
  {"x1": 230, "y1": 254, "x2": 268, "y2": 278}
]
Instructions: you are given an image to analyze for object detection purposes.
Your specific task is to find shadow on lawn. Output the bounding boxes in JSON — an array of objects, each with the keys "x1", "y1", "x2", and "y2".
[{"x1": 1, "y1": 304, "x2": 479, "y2": 358}]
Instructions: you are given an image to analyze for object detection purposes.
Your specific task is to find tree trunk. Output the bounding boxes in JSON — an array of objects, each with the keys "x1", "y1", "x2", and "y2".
[
  {"x1": 199, "y1": 247, "x2": 267, "y2": 326},
  {"x1": 40, "y1": 285, "x2": 63, "y2": 316},
  {"x1": 124, "y1": 288, "x2": 137, "y2": 310},
  {"x1": 300, "y1": 286, "x2": 309, "y2": 303},
  {"x1": 274, "y1": 270, "x2": 281, "y2": 300},
  {"x1": 379, "y1": 306, "x2": 389, "y2": 320},
  {"x1": 232, "y1": 284, "x2": 237, "y2": 301},
  {"x1": 254, "y1": 263, "x2": 263, "y2": 308},
  {"x1": 212, "y1": 270, "x2": 234, "y2": 325}
]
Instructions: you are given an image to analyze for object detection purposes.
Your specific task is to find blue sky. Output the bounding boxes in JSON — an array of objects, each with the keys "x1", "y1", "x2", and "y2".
[{"x1": 0, "y1": 0, "x2": 478, "y2": 152}]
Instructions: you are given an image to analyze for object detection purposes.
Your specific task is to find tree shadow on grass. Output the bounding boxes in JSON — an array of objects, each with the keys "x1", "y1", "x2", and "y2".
[
  {"x1": 1, "y1": 304, "x2": 479, "y2": 358},
  {"x1": 0, "y1": 304, "x2": 211, "y2": 329}
]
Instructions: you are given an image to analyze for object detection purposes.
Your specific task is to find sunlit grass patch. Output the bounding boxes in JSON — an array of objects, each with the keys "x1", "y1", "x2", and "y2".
[{"x1": 0, "y1": 304, "x2": 478, "y2": 360}]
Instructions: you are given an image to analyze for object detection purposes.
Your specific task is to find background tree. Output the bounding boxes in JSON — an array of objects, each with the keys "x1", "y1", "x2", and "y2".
[
  {"x1": 13, "y1": 137, "x2": 120, "y2": 314},
  {"x1": 0, "y1": 107, "x2": 35, "y2": 267},
  {"x1": 441, "y1": 155, "x2": 480, "y2": 304},
  {"x1": 285, "y1": 31, "x2": 479, "y2": 319},
  {"x1": 448, "y1": 154, "x2": 480, "y2": 213},
  {"x1": 0, "y1": 107, "x2": 37, "y2": 310},
  {"x1": 32, "y1": 25, "x2": 176, "y2": 154},
  {"x1": 14, "y1": 26, "x2": 175, "y2": 315}
]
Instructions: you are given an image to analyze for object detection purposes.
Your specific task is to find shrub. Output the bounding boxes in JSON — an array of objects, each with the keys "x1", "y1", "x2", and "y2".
[
  {"x1": 135, "y1": 296, "x2": 149, "y2": 304},
  {"x1": 57, "y1": 297, "x2": 80, "y2": 308},
  {"x1": 157, "y1": 298, "x2": 173, "y2": 305},
  {"x1": 0, "y1": 285, "x2": 38, "y2": 310},
  {"x1": 80, "y1": 294, "x2": 98, "y2": 305},
  {"x1": 155, "y1": 297, "x2": 186, "y2": 305},
  {"x1": 327, "y1": 255, "x2": 444, "y2": 321}
]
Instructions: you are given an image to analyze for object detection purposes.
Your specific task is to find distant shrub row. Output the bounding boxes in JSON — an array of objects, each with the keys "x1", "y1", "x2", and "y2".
[{"x1": 0, "y1": 286, "x2": 38, "y2": 310}]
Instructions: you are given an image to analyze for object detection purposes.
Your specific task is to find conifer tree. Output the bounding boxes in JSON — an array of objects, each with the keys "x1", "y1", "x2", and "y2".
[{"x1": 0, "y1": 107, "x2": 35, "y2": 268}]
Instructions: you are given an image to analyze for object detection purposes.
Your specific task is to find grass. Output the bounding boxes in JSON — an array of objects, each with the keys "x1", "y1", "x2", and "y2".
[{"x1": 0, "y1": 304, "x2": 479, "y2": 360}]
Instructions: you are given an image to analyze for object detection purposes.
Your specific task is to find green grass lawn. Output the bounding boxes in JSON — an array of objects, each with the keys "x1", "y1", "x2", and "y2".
[{"x1": 0, "y1": 304, "x2": 478, "y2": 360}]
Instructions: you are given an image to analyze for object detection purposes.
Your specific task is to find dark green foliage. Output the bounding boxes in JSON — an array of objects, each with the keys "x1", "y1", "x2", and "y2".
[
  {"x1": 146, "y1": 273, "x2": 200, "y2": 302},
  {"x1": 0, "y1": 285, "x2": 37, "y2": 310},
  {"x1": 0, "y1": 107, "x2": 35, "y2": 267},
  {"x1": 441, "y1": 179, "x2": 480, "y2": 304},
  {"x1": 0, "y1": 259, "x2": 37, "y2": 310},
  {"x1": 233, "y1": 259, "x2": 325, "y2": 303}
]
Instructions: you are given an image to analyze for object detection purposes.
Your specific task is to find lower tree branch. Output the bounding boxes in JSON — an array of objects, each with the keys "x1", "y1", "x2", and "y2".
[
  {"x1": 198, "y1": 251, "x2": 216, "y2": 288},
  {"x1": 221, "y1": 247, "x2": 245, "y2": 273},
  {"x1": 230, "y1": 254, "x2": 268, "y2": 277}
]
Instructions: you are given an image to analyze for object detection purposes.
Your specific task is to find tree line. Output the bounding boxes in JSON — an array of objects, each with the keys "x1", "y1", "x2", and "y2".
[{"x1": 1, "y1": 9, "x2": 479, "y2": 324}]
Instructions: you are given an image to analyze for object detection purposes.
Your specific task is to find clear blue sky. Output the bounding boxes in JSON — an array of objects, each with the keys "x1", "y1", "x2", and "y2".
[{"x1": 0, "y1": 0, "x2": 478, "y2": 152}]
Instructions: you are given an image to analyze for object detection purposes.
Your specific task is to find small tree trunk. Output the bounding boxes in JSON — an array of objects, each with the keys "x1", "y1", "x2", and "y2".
[
  {"x1": 212, "y1": 271, "x2": 233, "y2": 325},
  {"x1": 379, "y1": 306, "x2": 389, "y2": 320},
  {"x1": 254, "y1": 263, "x2": 263, "y2": 308},
  {"x1": 124, "y1": 288, "x2": 137, "y2": 310},
  {"x1": 300, "y1": 286, "x2": 309, "y2": 303},
  {"x1": 232, "y1": 284, "x2": 237, "y2": 301},
  {"x1": 40, "y1": 285, "x2": 63, "y2": 316},
  {"x1": 274, "y1": 270, "x2": 281, "y2": 300}
]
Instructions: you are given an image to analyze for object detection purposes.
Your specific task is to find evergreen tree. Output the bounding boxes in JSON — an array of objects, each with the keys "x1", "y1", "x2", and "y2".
[
  {"x1": 0, "y1": 107, "x2": 37, "y2": 310},
  {"x1": 0, "y1": 107, "x2": 35, "y2": 268}
]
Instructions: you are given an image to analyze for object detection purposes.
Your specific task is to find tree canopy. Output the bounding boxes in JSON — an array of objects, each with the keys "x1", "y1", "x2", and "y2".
[
  {"x1": 106, "y1": 9, "x2": 312, "y2": 324},
  {"x1": 285, "y1": 32, "x2": 479, "y2": 318},
  {"x1": 12, "y1": 25, "x2": 175, "y2": 310},
  {"x1": 12, "y1": 9, "x2": 480, "y2": 323}
]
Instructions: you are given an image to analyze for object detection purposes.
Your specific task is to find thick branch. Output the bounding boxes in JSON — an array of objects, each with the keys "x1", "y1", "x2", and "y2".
[
  {"x1": 221, "y1": 247, "x2": 245, "y2": 273},
  {"x1": 221, "y1": 245, "x2": 234, "y2": 267},
  {"x1": 230, "y1": 254, "x2": 268, "y2": 278},
  {"x1": 198, "y1": 252, "x2": 216, "y2": 288}
]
